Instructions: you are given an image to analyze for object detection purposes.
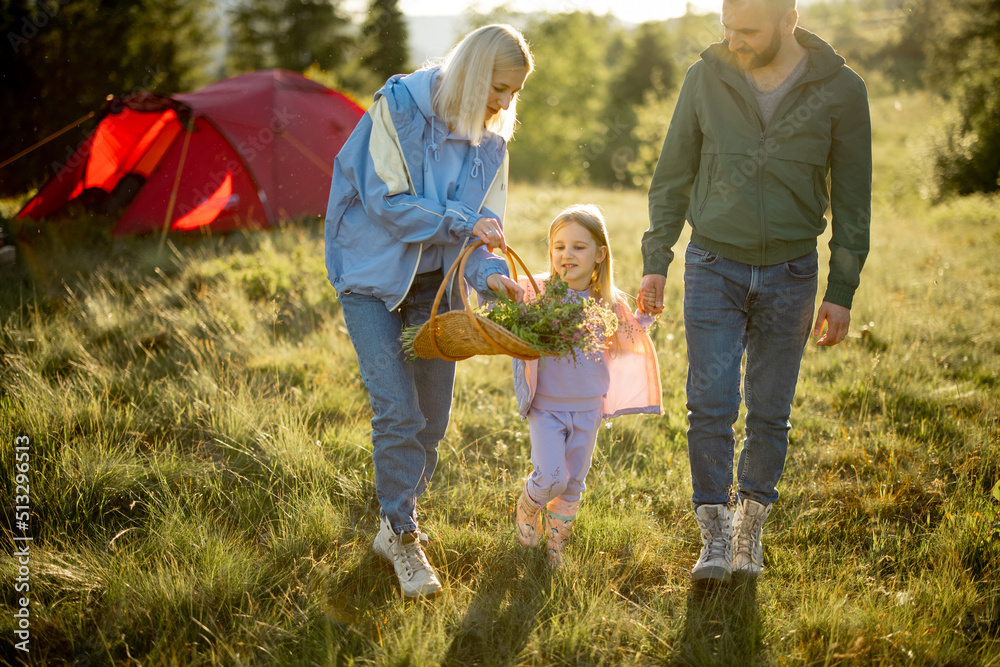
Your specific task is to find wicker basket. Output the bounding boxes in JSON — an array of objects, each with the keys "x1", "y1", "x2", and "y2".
[{"x1": 411, "y1": 240, "x2": 541, "y2": 361}]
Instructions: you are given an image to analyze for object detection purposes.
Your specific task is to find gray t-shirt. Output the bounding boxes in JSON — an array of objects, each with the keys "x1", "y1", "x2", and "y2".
[{"x1": 746, "y1": 54, "x2": 810, "y2": 126}]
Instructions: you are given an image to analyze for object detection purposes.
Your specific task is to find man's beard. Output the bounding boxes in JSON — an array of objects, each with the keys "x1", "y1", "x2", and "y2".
[{"x1": 735, "y1": 27, "x2": 782, "y2": 70}]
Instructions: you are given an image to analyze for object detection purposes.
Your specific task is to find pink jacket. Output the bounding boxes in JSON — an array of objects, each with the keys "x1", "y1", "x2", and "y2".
[{"x1": 512, "y1": 275, "x2": 663, "y2": 420}]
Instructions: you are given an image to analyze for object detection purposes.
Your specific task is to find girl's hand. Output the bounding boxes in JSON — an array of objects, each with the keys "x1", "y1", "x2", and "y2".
[
  {"x1": 472, "y1": 217, "x2": 506, "y2": 253},
  {"x1": 487, "y1": 274, "x2": 525, "y2": 303}
]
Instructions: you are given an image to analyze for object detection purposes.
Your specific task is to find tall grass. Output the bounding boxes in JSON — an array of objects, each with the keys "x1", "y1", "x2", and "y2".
[{"x1": 1, "y1": 90, "x2": 998, "y2": 665}]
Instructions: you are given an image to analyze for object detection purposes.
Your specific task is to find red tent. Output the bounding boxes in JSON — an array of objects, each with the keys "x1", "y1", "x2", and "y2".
[{"x1": 19, "y1": 69, "x2": 365, "y2": 236}]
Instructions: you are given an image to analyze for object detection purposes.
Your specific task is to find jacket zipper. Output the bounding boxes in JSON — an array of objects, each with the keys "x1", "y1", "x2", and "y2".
[
  {"x1": 722, "y1": 53, "x2": 830, "y2": 267},
  {"x1": 757, "y1": 129, "x2": 766, "y2": 264},
  {"x1": 447, "y1": 160, "x2": 504, "y2": 308},
  {"x1": 740, "y1": 92, "x2": 768, "y2": 265}
]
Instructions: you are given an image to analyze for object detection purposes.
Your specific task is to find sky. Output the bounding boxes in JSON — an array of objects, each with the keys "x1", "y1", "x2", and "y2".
[{"x1": 355, "y1": 0, "x2": 720, "y2": 24}]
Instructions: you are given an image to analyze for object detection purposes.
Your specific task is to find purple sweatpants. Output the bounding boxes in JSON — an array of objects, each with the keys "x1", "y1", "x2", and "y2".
[{"x1": 524, "y1": 406, "x2": 602, "y2": 506}]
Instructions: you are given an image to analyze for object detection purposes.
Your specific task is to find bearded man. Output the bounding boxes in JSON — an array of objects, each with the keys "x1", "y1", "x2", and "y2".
[{"x1": 638, "y1": 0, "x2": 872, "y2": 582}]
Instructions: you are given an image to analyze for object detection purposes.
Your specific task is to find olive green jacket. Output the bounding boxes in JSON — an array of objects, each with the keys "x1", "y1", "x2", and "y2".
[{"x1": 642, "y1": 28, "x2": 871, "y2": 308}]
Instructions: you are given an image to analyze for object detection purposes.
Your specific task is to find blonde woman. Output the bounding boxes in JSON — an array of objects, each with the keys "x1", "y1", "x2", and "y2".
[{"x1": 324, "y1": 25, "x2": 533, "y2": 598}]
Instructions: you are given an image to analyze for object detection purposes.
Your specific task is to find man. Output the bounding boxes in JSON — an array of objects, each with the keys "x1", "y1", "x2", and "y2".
[{"x1": 639, "y1": 0, "x2": 871, "y2": 582}]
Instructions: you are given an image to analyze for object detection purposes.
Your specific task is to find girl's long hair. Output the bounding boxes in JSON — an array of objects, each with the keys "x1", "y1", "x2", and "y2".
[
  {"x1": 547, "y1": 204, "x2": 638, "y2": 356},
  {"x1": 431, "y1": 24, "x2": 533, "y2": 145},
  {"x1": 547, "y1": 204, "x2": 624, "y2": 308}
]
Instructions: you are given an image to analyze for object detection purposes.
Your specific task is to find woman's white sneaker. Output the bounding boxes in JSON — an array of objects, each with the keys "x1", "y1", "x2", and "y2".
[
  {"x1": 732, "y1": 498, "x2": 771, "y2": 576},
  {"x1": 373, "y1": 516, "x2": 442, "y2": 598},
  {"x1": 692, "y1": 504, "x2": 734, "y2": 582}
]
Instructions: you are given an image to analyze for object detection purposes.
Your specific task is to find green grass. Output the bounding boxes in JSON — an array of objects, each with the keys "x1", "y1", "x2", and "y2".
[{"x1": 1, "y1": 90, "x2": 999, "y2": 665}]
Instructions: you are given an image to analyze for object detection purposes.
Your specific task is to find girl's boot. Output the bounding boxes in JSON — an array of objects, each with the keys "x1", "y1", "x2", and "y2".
[
  {"x1": 545, "y1": 498, "x2": 579, "y2": 565},
  {"x1": 515, "y1": 485, "x2": 544, "y2": 547}
]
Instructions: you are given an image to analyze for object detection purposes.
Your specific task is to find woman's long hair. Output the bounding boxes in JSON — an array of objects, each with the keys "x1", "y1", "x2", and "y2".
[{"x1": 432, "y1": 24, "x2": 533, "y2": 145}]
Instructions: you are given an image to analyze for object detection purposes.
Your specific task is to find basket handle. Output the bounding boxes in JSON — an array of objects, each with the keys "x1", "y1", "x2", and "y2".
[{"x1": 426, "y1": 239, "x2": 539, "y2": 360}]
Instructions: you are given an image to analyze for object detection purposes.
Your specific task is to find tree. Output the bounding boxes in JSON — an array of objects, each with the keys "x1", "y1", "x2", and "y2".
[
  {"x1": 511, "y1": 12, "x2": 622, "y2": 185},
  {"x1": 593, "y1": 20, "x2": 678, "y2": 187},
  {"x1": 226, "y1": 0, "x2": 351, "y2": 74},
  {"x1": 0, "y1": 0, "x2": 217, "y2": 197},
  {"x1": 923, "y1": 0, "x2": 1000, "y2": 196},
  {"x1": 360, "y1": 0, "x2": 409, "y2": 81}
]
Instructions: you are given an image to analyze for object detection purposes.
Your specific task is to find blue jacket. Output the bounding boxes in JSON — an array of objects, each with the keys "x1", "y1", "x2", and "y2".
[{"x1": 324, "y1": 67, "x2": 510, "y2": 311}]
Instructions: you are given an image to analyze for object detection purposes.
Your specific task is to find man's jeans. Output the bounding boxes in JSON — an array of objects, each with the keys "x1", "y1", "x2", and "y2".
[
  {"x1": 683, "y1": 243, "x2": 817, "y2": 507},
  {"x1": 339, "y1": 270, "x2": 455, "y2": 534}
]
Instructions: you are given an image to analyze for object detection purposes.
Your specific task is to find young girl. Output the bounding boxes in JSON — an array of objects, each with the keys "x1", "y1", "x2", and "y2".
[{"x1": 512, "y1": 204, "x2": 662, "y2": 564}]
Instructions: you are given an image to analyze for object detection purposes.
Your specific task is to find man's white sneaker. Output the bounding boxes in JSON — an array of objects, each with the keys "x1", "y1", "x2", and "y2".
[
  {"x1": 692, "y1": 504, "x2": 734, "y2": 582},
  {"x1": 372, "y1": 516, "x2": 442, "y2": 598},
  {"x1": 732, "y1": 498, "x2": 772, "y2": 576}
]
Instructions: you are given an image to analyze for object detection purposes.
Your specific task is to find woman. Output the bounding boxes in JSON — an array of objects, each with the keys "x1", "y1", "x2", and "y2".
[{"x1": 324, "y1": 24, "x2": 533, "y2": 598}]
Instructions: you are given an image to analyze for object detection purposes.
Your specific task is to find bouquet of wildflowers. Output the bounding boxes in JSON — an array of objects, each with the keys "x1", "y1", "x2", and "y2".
[
  {"x1": 400, "y1": 275, "x2": 619, "y2": 360},
  {"x1": 479, "y1": 275, "x2": 619, "y2": 360}
]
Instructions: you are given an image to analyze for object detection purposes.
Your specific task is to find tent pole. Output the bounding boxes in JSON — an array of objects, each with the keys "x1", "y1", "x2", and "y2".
[
  {"x1": 0, "y1": 111, "x2": 96, "y2": 171},
  {"x1": 279, "y1": 131, "x2": 333, "y2": 177},
  {"x1": 159, "y1": 127, "x2": 193, "y2": 247}
]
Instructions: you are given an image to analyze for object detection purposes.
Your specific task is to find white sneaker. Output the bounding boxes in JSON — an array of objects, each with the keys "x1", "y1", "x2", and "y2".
[
  {"x1": 692, "y1": 504, "x2": 733, "y2": 582},
  {"x1": 732, "y1": 498, "x2": 772, "y2": 576},
  {"x1": 372, "y1": 516, "x2": 442, "y2": 598}
]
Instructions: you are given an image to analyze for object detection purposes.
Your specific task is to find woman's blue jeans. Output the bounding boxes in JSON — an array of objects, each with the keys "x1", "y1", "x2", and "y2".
[
  {"x1": 683, "y1": 243, "x2": 817, "y2": 508},
  {"x1": 338, "y1": 270, "x2": 455, "y2": 534}
]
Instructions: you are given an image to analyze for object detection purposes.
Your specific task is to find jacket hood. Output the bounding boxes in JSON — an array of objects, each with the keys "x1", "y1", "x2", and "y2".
[
  {"x1": 702, "y1": 27, "x2": 846, "y2": 82},
  {"x1": 376, "y1": 66, "x2": 439, "y2": 122}
]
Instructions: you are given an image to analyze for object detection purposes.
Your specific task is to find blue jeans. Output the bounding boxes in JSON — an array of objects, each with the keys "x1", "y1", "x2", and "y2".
[
  {"x1": 338, "y1": 270, "x2": 456, "y2": 534},
  {"x1": 683, "y1": 242, "x2": 817, "y2": 507}
]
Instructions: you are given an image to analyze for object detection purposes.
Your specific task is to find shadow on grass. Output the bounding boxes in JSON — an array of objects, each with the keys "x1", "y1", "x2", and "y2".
[
  {"x1": 441, "y1": 549, "x2": 552, "y2": 666},
  {"x1": 672, "y1": 574, "x2": 763, "y2": 666}
]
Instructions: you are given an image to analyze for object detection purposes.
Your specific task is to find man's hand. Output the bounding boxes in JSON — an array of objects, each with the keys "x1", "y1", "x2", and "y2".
[
  {"x1": 638, "y1": 274, "x2": 666, "y2": 315},
  {"x1": 814, "y1": 301, "x2": 851, "y2": 346}
]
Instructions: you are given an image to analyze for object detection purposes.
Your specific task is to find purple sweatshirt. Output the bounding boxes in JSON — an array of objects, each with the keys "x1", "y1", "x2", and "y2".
[{"x1": 531, "y1": 288, "x2": 611, "y2": 413}]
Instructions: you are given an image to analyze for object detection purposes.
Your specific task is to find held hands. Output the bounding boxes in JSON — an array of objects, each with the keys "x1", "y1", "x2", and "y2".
[
  {"x1": 638, "y1": 274, "x2": 666, "y2": 315},
  {"x1": 487, "y1": 274, "x2": 525, "y2": 303},
  {"x1": 814, "y1": 301, "x2": 851, "y2": 346},
  {"x1": 472, "y1": 216, "x2": 506, "y2": 253}
]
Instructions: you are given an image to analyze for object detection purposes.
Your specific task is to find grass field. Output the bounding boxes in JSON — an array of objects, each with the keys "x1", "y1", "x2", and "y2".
[{"x1": 1, "y1": 90, "x2": 998, "y2": 665}]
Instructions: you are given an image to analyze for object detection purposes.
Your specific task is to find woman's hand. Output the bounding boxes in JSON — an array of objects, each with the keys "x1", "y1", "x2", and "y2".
[
  {"x1": 472, "y1": 217, "x2": 506, "y2": 253},
  {"x1": 487, "y1": 274, "x2": 525, "y2": 303}
]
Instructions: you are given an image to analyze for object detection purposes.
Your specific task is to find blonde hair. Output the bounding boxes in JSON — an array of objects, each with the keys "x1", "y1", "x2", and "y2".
[
  {"x1": 432, "y1": 24, "x2": 533, "y2": 145},
  {"x1": 548, "y1": 204, "x2": 640, "y2": 356},
  {"x1": 548, "y1": 204, "x2": 626, "y2": 310}
]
